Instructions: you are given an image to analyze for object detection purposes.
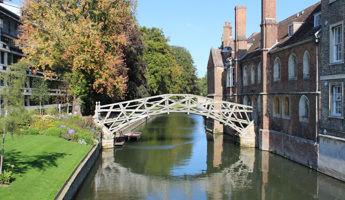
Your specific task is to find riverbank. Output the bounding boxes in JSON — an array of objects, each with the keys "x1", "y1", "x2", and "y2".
[{"x1": 0, "y1": 135, "x2": 92, "y2": 200}]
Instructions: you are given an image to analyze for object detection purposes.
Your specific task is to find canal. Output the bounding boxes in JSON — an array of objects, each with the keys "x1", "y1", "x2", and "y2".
[{"x1": 75, "y1": 113, "x2": 345, "y2": 200}]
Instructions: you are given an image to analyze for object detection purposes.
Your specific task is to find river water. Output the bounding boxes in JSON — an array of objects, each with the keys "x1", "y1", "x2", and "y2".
[{"x1": 75, "y1": 113, "x2": 345, "y2": 200}]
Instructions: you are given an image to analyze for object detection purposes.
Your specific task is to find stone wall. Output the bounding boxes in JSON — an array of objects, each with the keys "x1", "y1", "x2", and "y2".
[{"x1": 318, "y1": 135, "x2": 345, "y2": 182}]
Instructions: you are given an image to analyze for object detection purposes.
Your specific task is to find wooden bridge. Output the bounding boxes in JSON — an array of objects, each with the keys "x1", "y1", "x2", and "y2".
[{"x1": 93, "y1": 94, "x2": 255, "y2": 148}]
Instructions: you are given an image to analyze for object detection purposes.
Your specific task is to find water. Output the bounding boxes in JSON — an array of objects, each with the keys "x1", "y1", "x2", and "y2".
[{"x1": 75, "y1": 113, "x2": 345, "y2": 200}]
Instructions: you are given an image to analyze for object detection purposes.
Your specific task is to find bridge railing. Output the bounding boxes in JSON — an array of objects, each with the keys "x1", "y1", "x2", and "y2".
[{"x1": 94, "y1": 94, "x2": 253, "y2": 138}]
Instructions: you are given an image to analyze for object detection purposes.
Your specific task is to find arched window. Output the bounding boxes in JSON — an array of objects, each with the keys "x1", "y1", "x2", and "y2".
[
  {"x1": 273, "y1": 58, "x2": 281, "y2": 81},
  {"x1": 243, "y1": 96, "x2": 249, "y2": 105},
  {"x1": 251, "y1": 65, "x2": 255, "y2": 85},
  {"x1": 282, "y1": 96, "x2": 290, "y2": 118},
  {"x1": 288, "y1": 53, "x2": 297, "y2": 80},
  {"x1": 299, "y1": 95, "x2": 309, "y2": 122},
  {"x1": 303, "y1": 51, "x2": 310, "y2": 79},
  {"x1": 257, "y1": 96, "x2": 261, "y2": 112},
  {"x1": 257, "y1": 62, "x2": 261, "y2": 83},
  {"x1": 243, "y1": 66, "x2": 248, "y2": 86},
  {"x1": 273, "y1": 96, "x2": 280, "y2": 117}
]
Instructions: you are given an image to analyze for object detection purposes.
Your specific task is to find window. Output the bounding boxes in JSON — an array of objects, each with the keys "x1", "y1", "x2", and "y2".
[
  {"x1": 7, "y1": 53, "x2": 12, "y2": 65},
  {"x1": 227, "y1": 67, "x2": 234, "y2": 87},
  {"x1": 257, "y1": 62, "x2": 261, "y2": 83},
  {"x1": 303, "y1": 51, "x2": 310, "y2": 79},
  {"x1": 251, "y1": 65, "x2": 255, "y2": 85},
  {"x1": 314, "y1": 12, "x2": 321, "y2": 27},
  {"x1": 273, "y1": 57, "x2": 281, "y2": 81},
  {"x1": 299, "y1": 95, "x2": 309, "y2": 122},
  {"x1": 273, "y1": 96, "x2": 280, "y2": 117},
  {"x1": 288, "y1": 53, "x2": 297, "y2": 80},
  {"x1": 330, "y1": 23, "x2": 343, "y2": 63},
  {"x1": 257, "y1": 96, "x2": 261, "y2": 112},
  {"x1": 243, "y1": 66, "x2": 248, "y2": 86},
  {"x1": 243, "y1": 96, "x2": 249, "y2": 106},
  {"x1": 288, "y1": 24, "x2": 294, "y2": 37},
  {"x1": 330, "y1": 85, "x2": 343, "y2": 117},
  {"x1": 282, "y1": 96, "x2": 290, "y2": 118}
]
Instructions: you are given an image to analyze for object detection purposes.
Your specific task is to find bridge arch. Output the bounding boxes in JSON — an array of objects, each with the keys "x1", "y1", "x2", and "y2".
[{"x1": 94, "y1": 94, "x2": 255, "y2": 147}]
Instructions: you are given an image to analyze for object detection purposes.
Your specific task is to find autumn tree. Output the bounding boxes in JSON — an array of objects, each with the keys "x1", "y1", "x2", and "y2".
[
  {"x1": 140, "y1": 27, "x2": 183, "y2": 95},
  {"x1": 19, "y1": 0, "x2": 138, "y2": 114}
]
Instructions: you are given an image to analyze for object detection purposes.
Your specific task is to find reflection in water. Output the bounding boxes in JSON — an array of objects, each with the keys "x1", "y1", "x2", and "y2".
[{"x1": 75, "y1": 113, "x2": 345, "y2": 200}]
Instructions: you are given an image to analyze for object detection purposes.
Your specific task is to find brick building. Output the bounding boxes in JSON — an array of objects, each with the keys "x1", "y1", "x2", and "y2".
[
  {"x1": 207, "y1": 1, "x2": 322, "y2": 167},
  {"x1": 318, "y1": 0, "x2": 345, "y2": 182}
]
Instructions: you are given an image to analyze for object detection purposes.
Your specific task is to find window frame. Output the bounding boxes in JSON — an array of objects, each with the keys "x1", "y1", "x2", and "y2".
[
  {"x1": 299, "y1": 95, "x2": 309, "y2": 122},
  {"x1": 303, "y1": 50, "x2": 310, "y2": 79},
  {"x1": 273, "y1": 57, "x2": 281, "y2": 82},
  {"x1": 314, "y1": 12, "x2": 321, "y2": 28},
  {"x1": 288, "y1": 53, "x2": 297, "y2": 80},
  {"x1": 330, "y1": 22, "x2": 344, "y2": 64},
  {"x1": 282, "y1": 96, "x2": 290, "y2": 119},
  {"x1": 329, "y1": 82, "x2": 344, "y2": 118},
  {"x1": 243, "y1": 65, "x2": 248, "y2": 86},
  {"x1": 251, "y1": 65, "x2": 255, "y2": 85},
  {"x1": 273, "y1": 96, "x2": 280, "y2": 118},
  {"x1": 257, "y1": 62, "x2": 261, "y2": 84}
]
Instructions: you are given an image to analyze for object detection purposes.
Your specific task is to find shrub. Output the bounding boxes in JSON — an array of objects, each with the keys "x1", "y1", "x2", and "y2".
[
  {"x1": 60, "y1": 133, "x2": 70, "y2": 141},
  {"x1": 45, "y1": 107, "x2": 58, "y2": 115},
  {"x1": 43, "y1": 127, "x2": 62, "y2": 137},
  {"x1": 0, "y1": 164, "x2": 15, "y2": 184},
  {"x1": 21, "y1": 126, "x2": 39, "y2": 135}
]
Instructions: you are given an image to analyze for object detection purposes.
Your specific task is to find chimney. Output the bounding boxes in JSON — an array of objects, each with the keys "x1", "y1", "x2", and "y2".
[
  {"x1": 222, "y1": 22, "x2": 232, "y2": 48},
  {"x1": 261, "y1": 0, "x2": 278, "y2": 49},
  {"x1": 235, "y1": 6, "x2": 247, "y2": 58}
]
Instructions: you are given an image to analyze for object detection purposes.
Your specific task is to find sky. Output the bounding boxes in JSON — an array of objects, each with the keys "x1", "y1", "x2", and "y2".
[{"x1": 10, "y1": 0, "x2": 321, "y2": 77}]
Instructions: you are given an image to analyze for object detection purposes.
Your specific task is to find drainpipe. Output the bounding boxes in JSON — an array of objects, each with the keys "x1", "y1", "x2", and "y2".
[{"x1": 314, "y1": 29, "x2": 321, "y2": 145}]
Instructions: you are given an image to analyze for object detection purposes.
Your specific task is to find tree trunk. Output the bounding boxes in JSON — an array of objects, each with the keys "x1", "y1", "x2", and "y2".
[
  {"x1": 72, "y1": 97, "x2": 82, "y2": 116},
  {"x1": 0, "y1": 126, "x2": 5, "y2": 176}
]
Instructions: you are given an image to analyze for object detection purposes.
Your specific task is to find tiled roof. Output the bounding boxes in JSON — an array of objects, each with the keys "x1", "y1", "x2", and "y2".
[{"x1": 211, "y1": 48, "x2": 224, "y2": 68}]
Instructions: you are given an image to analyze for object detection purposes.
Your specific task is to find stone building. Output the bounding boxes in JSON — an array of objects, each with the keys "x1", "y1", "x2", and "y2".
[
  {"x1": 319, "y1": 0, "x2": 345, "y2": 182},
  {"x1": 0, "y1": 2, "x2": 65, "y2": 115},
  {"x1": 207, "y1": 1, "x2": 322, "y2": 168}
]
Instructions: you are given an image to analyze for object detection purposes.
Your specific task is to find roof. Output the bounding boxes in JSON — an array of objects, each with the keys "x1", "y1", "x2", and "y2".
[
  {"x1": 210, "y1": 48, "x2": 224, "y2": 68},
  {"x1": 242, "y1": 1, "x2": 321, "y2": 60},
  {"x1": 0, "y1": 2, "x2": 21, "y2": 18}
]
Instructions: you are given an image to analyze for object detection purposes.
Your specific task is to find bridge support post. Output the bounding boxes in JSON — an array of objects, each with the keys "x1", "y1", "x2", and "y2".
[{"x1": 239, "y1": 121, "x2": 256, "y2": 148}]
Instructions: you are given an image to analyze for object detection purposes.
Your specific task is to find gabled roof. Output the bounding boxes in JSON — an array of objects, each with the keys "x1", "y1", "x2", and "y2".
[
  {"x1": 0, "y1": 2, "x2": 21, "y2": 18},
  {"x1": 242, "y1": 1, "x2": 321, "y2": 60},
  {"x1": 210, "y1": 48, "x2": 224, "y2": 68}
]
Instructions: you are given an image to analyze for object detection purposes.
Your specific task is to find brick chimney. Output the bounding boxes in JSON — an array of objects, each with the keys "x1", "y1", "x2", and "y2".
[
  {"x1": 222, "y1": 22, "x2": 233, "y2": 48},
  {"x1": 261, "y1": 0, "x2": 278, "y2": 49},
  {"x1": 235, "y1": 6, "x2": 247, "y2": 59}
]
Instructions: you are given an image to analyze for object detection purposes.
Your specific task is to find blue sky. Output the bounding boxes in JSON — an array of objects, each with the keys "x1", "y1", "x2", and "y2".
[{"x1": 11, "y1": 0, "x2": 321, "y2": 77}]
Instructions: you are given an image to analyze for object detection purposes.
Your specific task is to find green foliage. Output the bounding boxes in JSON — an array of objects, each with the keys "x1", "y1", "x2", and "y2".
[
  {"x1": 43, "y1": 127, "x2": 62, "y2": 137},
  {"x1": 0, "y1": 164, "x2": 15, "y2": 184},
  {"x1": 45, "y1": 107, "x2": 58, "y2": 115},
  {"x1": 197, "y1": 74, "x2": 208, "y2": 97},
  {"x1": 172, "y1": 46, "x2": 200, "y2": 94},
  {"x1": 30, "y1": 78, "x2": 50, "y2": 112},
  {"x1": 140, "y1": 27, "x2": 183, "y2": 95},
  {"x1": 0, "y1": 61, "x2": 32, "y2": 133}
]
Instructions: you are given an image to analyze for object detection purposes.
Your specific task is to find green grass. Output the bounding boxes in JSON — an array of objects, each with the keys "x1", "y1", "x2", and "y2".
[{"x1": 0, "y1": 135, "x2": 92, "y2": 200}]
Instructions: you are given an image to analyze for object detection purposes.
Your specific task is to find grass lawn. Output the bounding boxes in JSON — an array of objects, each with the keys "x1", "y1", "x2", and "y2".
[{"x1": 0, "y1": 135, "x2": 92, "y2": 200}]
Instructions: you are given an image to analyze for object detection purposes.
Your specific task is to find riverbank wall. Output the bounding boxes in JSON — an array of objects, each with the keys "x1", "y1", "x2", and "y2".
[
  {"x1": 318, "y1": 135, "x2": 345, "y2": 182},
  {"x1": 54, "y1": 142, "x2": 102, "y2": 200}
]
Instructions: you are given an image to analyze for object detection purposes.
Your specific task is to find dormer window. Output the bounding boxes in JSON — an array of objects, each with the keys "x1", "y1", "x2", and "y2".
[
  {"x1": 288, "y1": 22, "x2": 303, "y2": 36},
  {"x1": 314, "y1": 12, "x2": 321, "y2": 27},
  {"x1": 288, "y1": 24, "x2": 294, "y2": 37}
]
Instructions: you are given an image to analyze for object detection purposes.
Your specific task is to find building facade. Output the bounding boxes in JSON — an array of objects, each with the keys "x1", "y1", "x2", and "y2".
[
  {"x1": 207, "y1": 1, "x2": 322, "y2": 167},
  {"x1": 319, "y1": 0, "x2": 345, "y2": 182},
  {"x1": 0, "y1": 2, "x2": 65, "y2": 116}
]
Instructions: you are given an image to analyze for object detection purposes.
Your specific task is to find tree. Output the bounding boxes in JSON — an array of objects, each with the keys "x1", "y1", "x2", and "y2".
[
  {"x1": 197, "y1": 74, "x2": 207, "y2": 97},
  {"x1": 172, "y1": 46, "x2": 199, "y2": 94},
  {"x1": 140, "y1": 27, "x2": 183, "y2": 95},
  {"x1": 0, "y1": 61, "x2": 31, "y2": 175},
  {"x1": 19, "y1": 0, "x2": 138, "y2": 114},
  {"x1": 31, "y1": 78, "x2": 50, "y2": 114}
]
